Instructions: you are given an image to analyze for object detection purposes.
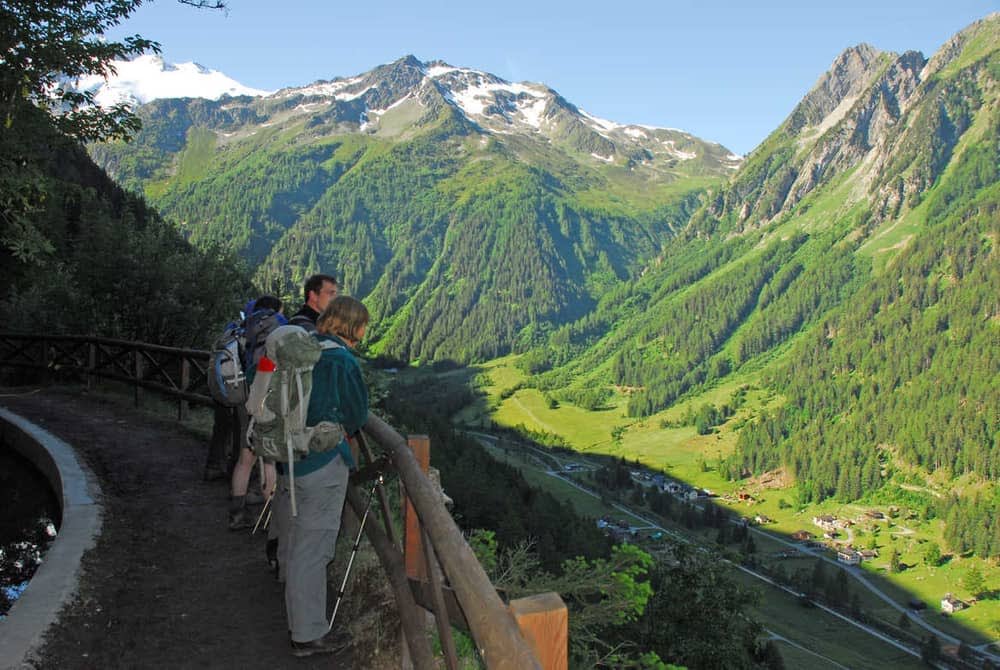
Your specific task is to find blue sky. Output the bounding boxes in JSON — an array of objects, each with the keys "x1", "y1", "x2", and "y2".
[{"x1": 107, "y1": 0, "x2": 998, "y2": 155}]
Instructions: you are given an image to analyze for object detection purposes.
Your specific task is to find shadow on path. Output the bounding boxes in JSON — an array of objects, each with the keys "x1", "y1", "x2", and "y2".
[{"x1": 2, "y1": 389, "x2": 350, "y2": 669}]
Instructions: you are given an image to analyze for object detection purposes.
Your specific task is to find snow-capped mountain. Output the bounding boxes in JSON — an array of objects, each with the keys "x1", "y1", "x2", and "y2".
[
  {"x1": 75, "y1": 54, "x2": 271, "y2": 107},
  {"x1": 88, "y1": 54, "x2": 740, "y2": 170},
  {"x1": 266, "y1": 55, "x2": 742, "y2": 168}
]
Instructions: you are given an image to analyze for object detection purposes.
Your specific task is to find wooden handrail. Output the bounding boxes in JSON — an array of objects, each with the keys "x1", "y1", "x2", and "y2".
[
  {"x1": 364, "y1": 414, "x2": 543, "y2": 670},
  {"x1": 0, "y1": 333, "x2": 210, "y2": 358},
  {"x1": 0, "y1": 334, "x2": 212, "y2": 410}
]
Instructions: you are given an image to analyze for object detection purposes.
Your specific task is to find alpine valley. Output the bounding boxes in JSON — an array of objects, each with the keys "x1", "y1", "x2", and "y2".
[{"x1": 89, "y1": 10, "x2": 999, "y2": 628}]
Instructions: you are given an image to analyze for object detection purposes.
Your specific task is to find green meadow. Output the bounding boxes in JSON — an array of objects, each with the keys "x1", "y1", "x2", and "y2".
[{"x1": 458, "y1": 354, "x2": 1000, "y2": 646}]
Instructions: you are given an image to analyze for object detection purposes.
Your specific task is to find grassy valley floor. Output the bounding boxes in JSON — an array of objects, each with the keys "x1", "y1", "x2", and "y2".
[{"x1": 446, "y1": 355, "x2": 1000, "y2": 662}]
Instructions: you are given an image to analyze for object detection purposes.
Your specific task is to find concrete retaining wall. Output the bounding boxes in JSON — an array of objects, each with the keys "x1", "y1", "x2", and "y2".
[{"x1": 0, "y1": 407, "x2": 103, "y2": 670}]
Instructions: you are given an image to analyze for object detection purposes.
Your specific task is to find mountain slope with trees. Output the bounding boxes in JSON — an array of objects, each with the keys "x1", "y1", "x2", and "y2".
[
  {"x1": 88, "y1": 55, "x2": 736, "y2": 362},
  {"x1": 519, "y1": 15, "x2": 1000, "y2": 559},
  {"x1": 81, "y1": 13, "x2": 1000, "y2": 561},
  {"x1": 0, "y1": 0, "x2": 249, "y2": 346}
]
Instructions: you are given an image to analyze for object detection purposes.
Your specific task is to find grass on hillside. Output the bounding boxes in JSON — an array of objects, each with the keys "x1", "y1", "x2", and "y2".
[
  {"x1": 452, "y1": 382, "x2": 937, "y2": 669},
  {"x1": 735, "y1": 570, "x2": 926, "y2": 670},
  {"x1": 461, "y1": 354, "x2": 1000, "y2": 646}
]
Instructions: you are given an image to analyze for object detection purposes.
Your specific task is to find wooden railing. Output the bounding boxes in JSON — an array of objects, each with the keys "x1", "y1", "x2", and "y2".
[
  {"x1": 0, "y1": 334, "x2": 211, "y2": 419},
  {"x1": 0, "y1": 333, "x2": 566, "y2": 669}
]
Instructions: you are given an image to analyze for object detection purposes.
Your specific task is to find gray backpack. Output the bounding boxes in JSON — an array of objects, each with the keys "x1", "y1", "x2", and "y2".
[{"x1": 244, "y1": 325, "x2": 345, "y2": 515}]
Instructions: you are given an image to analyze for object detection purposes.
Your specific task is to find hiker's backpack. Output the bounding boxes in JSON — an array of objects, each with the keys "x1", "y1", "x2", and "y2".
[
  {"x1": 244, "y1": 325, "x2": 345, "y2": 515},
  {"x1": 207, "y1": 322, "x2": 247, "y2": 407},
  {"x1": 242, "y1": 308, "x2": 283, "y2": 370},
  {"x1": 206, "y1": 307, "x2": 283, "y2": 408}
]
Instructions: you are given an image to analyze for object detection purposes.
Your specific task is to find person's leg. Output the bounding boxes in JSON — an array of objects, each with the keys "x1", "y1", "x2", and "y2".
[
  {"x1": 230, "y1": 446, "x2": 256, "y2": 497},
  {"x1": 203, "y1": 405, "x2": 230, "y2": 481},
  {"x1": 263, "y1": 461, "x2": 277, "y2": 498},
  {"x1": 228, "y1": 447, "x2": 257, "y2": 529},
  {"x1": 284, "y1": 456, "x2": 349, "y2": 645}
]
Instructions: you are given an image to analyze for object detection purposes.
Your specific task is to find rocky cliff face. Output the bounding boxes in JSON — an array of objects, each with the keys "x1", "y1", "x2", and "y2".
[{"x1": 702, "y1": 14, "x2": 999, "y2": 237}]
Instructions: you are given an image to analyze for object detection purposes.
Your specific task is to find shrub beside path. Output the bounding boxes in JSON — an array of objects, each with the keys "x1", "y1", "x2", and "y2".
[{"x1": 2, "y1": 389, "x2": 352, "y2": 669}]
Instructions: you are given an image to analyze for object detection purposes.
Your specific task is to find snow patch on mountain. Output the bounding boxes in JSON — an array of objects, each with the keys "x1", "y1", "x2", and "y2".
[
  {"x1": 580, "y1": 111, "x2": 621, "y2": 132},
  {"x1": 76, "y1": 54, "x2": 271, "y2": 106},
  {"x1": 286, "y1": 76, "x2": 364, "y2": 99}
]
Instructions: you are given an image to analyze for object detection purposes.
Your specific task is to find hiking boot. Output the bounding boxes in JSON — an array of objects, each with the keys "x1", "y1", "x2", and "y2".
[
  {"x1": 290, "y1": 633, "x2": 349, "y2": 658},
  {"x1": 266, "y1": 538, "x2": 278, "y2": 571},
  {"x1": 228, "y1": 507, "x2": 252, "y2": 530},
  {"x1": 245, "y1": 490, "x2": 265, "y2": 505}
]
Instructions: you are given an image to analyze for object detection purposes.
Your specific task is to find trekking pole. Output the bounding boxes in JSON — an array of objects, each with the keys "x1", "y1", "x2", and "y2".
[
  {"x1": 251, "y1": 490, "x2": 274, "y2": 535},
  {"x1": 328, "y1": 473, "x2": 383, "y2": 632}
]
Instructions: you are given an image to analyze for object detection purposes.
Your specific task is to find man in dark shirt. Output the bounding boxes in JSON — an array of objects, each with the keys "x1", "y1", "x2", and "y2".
[{"x1": 288, "y1": 274, "x2": 338, "y2": 332}]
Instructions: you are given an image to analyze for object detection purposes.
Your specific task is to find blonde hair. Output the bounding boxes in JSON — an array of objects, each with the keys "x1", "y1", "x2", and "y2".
[{"x1": 317, "y1": 296, "x2": 369, "y2": 342}]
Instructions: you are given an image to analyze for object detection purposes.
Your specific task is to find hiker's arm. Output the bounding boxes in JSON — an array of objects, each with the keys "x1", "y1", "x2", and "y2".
[{"x1": 339, "y1": 359, "x2": 369, "y2": 436}]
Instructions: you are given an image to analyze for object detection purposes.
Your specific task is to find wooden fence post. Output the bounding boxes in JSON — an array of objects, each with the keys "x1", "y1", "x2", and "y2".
[
  {"x1": 87, "y1": 342, "x2": 97, "y2": 391},
  {"x1": 178, "y1": 358, "x2": 190, "y2": 421},
  {"x1": 404, "y1": 435, "x2": 430, "y2": 581},
  {"x1": 133, "y1": 349, "x2": 143, "y2": 408},
  {"x1": 509, "y1": 592, "x2": 568, "y2": 670}
]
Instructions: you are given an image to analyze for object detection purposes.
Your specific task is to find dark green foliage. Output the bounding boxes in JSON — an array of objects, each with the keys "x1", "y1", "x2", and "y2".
[
  {"x1": 726, "y1": 109, "x2": 1000, "y2": 544},
  {"x1": 732, "y1": 241, "x2": 861, "y2": 363},
  {"x1": 940, "y1": 491, "x2": 1000, "y2": 559},
  {"x1": 380, "y1": 375, "x2": 611, "y2": 572},
  {"x1": 613, "y1": 234, "x2": 807, "y2": 416},
  {"x1": 0, "y1": 105, "x2": 251, "y2": 345},
  {"x1": 618, "y1": 546, "x2": 767, "y2": 669},
  {"x1": 0, "y1": 0, "x2": 156, "y2": 264}
]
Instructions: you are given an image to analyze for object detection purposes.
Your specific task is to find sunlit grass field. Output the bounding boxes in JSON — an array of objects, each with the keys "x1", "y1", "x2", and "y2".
[{"x1": 460, "y1": 354, "x2": 1000, "y2": 646}]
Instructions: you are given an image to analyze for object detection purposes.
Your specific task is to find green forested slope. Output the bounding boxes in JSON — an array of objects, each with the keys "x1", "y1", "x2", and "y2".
[
  {"x1": 81, "y1": 19, "x2": 1000, "y2": 560},
  {"x1": 91, "y1": 80, "x2": 721, "y2": 362},
  {"x1": 511, "y1": 16, "x2": 1000, "y2": 557},
  {"x1": 1, "y1": 105, "x2": 250, "y2": 345},
  {"x1": 726, "y1": 111, "x2": 1000, "y2": 550}
]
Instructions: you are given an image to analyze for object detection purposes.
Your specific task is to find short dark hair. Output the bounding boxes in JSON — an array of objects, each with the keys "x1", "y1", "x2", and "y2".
[
  {"x1": 254, "y1": 295, "x2": 282, "y2": 313},
  {"x1": 303, "y1": 274, "x2": 337, "y2": 302}
]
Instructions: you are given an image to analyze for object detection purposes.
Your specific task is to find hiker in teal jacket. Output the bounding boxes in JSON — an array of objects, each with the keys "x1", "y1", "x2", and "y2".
[{"x1": 283, "y1": 296, "x2": 370, "y2": 658}]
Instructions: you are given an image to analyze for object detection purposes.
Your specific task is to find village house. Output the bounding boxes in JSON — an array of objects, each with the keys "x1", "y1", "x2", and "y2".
[
  {"x1": 754, "y1": 514, "x2": 773, "y2": 525},
  {"x1": 837, "y1": 548, "x2": 861, "y2": 565},
  {"x1": 859, "y1": 549, "x2": 879, "y2": 561},
  {"x1": 941, "y1": 594, "x2": 966, "y2": 614},
  {"x1": 812, "y1": 514, "x2": 837, "y2": 531},
  {"x1": 792, "y1": 530, "x2": 814, "y2": 541},
  {"x1": 866, "y1": 510, "x2": 886, "y2": 521}
]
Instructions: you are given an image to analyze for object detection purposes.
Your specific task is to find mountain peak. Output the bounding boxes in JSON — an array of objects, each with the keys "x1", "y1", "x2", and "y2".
[
  {"x1": 75, "y1": 54, "x2": 271, "y2": 107},
  {"x1": 784, "y1": 43, "x2": 888, "y2": 135}
]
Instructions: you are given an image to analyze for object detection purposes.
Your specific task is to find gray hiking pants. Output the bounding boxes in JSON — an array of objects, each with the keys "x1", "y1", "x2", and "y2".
[{"x1": 284, "y1": 455, "x2": 350, "y2": 643}]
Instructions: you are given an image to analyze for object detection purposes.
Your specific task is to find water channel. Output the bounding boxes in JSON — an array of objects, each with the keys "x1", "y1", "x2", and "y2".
[{"x1": 0, "y1": 442, "x2": 60, "y2": 618}]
